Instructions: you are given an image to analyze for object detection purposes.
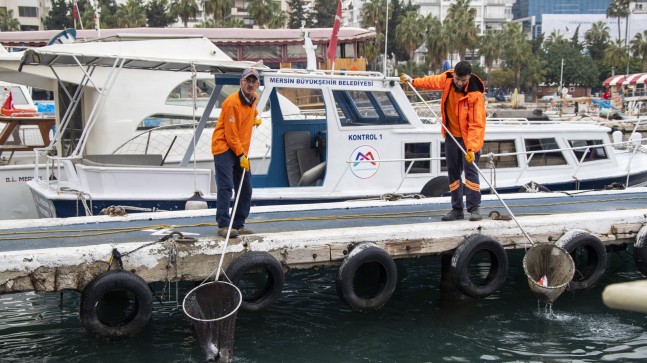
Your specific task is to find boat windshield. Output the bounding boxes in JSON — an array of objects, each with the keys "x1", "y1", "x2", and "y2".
[{"x1": 333, "y1": 90, "x2": 409, "y2": 127}]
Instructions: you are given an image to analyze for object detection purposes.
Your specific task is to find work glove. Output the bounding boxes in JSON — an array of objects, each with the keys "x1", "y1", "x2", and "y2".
[
  {"x1": 254, "y1": 117, "x2": 262, "y2": 127},
  {"x1": 465, "y1": 150, "x2": 475, "y2": 164},
  {"x1": 239, "y1": 154, "x2": 250, "y2": 171},
  {"x1": 400, "y1": 73, "x2": 412, "y2": 84}
]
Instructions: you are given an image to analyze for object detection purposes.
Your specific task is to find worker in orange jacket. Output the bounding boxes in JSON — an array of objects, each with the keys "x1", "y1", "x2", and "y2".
[
  {"x1": 401, "y1": 61, "x2": 486, "y2": 221},
  {"x1": 212, "y1": 68, "x2": 262, "y2": 238}
]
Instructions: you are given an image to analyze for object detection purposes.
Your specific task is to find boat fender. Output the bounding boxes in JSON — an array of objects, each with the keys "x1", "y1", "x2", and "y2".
[
  {"x1": 335, "y1": 242, "x2": 397, "y2": 311},
  {"x1": 450, "y1": 234, "x2": 508, "y2": 298},
  {"x1": 420, "y1": 176, "x2": 450, "y2": 198},
  {"x1": 633, "y1": 225, "x2": 647, "y2": 277},
  {"x1": 79, "y1": 270, "x2": 153, "y2": 338},
  {"x1": 555, "y1": 229, "x2": 607, "y2": 291},
  {"x1": 224, "y1": 251, "x2": 284, "y2": 311}
]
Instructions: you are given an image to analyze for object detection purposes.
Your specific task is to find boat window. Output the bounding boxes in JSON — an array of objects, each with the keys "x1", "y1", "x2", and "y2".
[
  {"x1": 333, "y1": 90, "x2": 409, "y2": 126},
  {"x1": 478, "y1": 140, "x2": 518, "y2": 169},
  {"x1": 404, "y1": 142, "x2": 431, "y2": 174},
  {"x1": 166, "y1": 79, "x2": 237, "y2": 108},
  {"x1": 524, "y1": 138, "x2": 567, "y2": 166},
  {"x1": 568, "y1": 140, "x2": 608, "y2": 162},
  {"x1": 137, "y1": 114, "x2": 217, "y2": 130},
  {"x1": 440, "y1": 140, "x2": 518, "y2": 171},
  {"x1": 274, "y1": 87, "x2": 325, "y2": 120}
]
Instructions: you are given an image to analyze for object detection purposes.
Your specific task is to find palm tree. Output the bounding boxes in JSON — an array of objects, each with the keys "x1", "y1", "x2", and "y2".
[
  {"x1": 478, "y1": 29, "x2": 503, "y2": 77},
  {"x1": 606, "y1": 0, "x2": 630, "y2": 42},
  {"x1": 544, "y1": 29, "x2": 566, "y2": 49},
  {"x1": 630, "y1": 30, "x2": 647, "y2": 72},
  {"x1": 222, "y1": 16, "x2": 244, "y2": 27},
  {"x1": 361, "y1": 0, "x2": 388, "y2": 35},
  {"x1": 395, "y1": 11, "x2": 425, "y2": 74},
  {"x1": 584, "y1": 21, "x2": 611, "y2": 61},
  {"x1": 363, "y1": 33, "x2": 385, "y2": 71},
  {"x1": 115, "y1": 0, "x2": 147, "y2": 28},
  {"x1": 501, "y1": 22, "x2": 531, "y2": 91},
  {"x1": 604, "y1": 38, "x2": 629, "y2": 74},
  {"x1": 424, "y1": 14, "x2": 447, "y2": 74},
  {"x1": 445, "y1": 0, "x2": 478, "y2": 60},
  {"x1": 171, "y1": 0, "x2": 199, "y2": 27},
  {"x1": 247, "y1": 0, "x2": 275, "y2": 29},
  {"x1": 0, "y1": 9, "x2": 20, "y2": 31},
  {"x1": 204, "y1": 0, "x2": 232, "y2": 27}
]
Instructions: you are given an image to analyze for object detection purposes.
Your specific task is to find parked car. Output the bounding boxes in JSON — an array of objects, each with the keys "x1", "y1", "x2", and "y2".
[{"x1": 541, "y1": 93, "x2": 572, "y2": 102}]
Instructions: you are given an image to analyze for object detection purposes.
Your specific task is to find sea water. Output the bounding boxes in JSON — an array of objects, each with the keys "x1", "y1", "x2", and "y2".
[{"x1": 1, "y1": 249, "x2": 646, "y2": 362}]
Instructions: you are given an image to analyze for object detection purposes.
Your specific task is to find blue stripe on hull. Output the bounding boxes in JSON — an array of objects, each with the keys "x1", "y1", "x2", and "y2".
[{"x1": 49, "y1": 171, "x2": 647, "y2": 218}]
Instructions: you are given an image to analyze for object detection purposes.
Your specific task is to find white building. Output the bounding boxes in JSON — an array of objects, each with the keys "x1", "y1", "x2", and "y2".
[{"x1": 0, "y1": 0, "x2": 51, "y2": 30}]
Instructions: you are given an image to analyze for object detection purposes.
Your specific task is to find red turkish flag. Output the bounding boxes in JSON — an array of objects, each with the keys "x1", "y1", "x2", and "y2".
[{"x1": 327, "y1": 0, "x2": 342, "y2": 64}]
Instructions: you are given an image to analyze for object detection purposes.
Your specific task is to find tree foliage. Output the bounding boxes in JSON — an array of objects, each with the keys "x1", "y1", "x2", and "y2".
[
  {"x1": 287, "y1": 0, "x2": 313, "y2": 29},
  {"x1": 312, "y1": 0, "x2": 337, "y2": 28},
  {"x1": 146, "y1": 0, "x2": 176, "y2": 28},
  {"x1": 43, "y1": 0, "x2": 72, "y2": 30}
]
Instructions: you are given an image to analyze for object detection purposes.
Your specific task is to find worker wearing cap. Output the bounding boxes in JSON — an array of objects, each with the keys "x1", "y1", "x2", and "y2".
[{"x1": 212, "y1": 68, "x2": 262, "y2": 238}]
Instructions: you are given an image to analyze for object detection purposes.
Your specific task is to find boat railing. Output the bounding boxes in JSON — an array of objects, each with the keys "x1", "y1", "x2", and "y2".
[
  {"x1": 337, "y1": 136, "x2": 646, "y2": 194},
  {"x1": 275, "y1": 68, "x2": 387, "y2": 79}
]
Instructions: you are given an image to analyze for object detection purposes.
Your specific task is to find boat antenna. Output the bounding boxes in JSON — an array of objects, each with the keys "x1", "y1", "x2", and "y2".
[
  {"x1": 185, "y1": 62, "x2": 208, "y2": 211},
  {"x1": 383, "y1": 0, "x2": 389, "y2": 75}
]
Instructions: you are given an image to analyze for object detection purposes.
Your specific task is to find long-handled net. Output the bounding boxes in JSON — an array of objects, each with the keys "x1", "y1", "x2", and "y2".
[
  {"x1": 403, "y1": 79, "x2": 576, "y2": 304},
  {"x1": 523, "y1": 244, "x2": 575, "y2": 304},
  {"x1": 182, "y1": 281, "x2": 242, "y2": 362}
]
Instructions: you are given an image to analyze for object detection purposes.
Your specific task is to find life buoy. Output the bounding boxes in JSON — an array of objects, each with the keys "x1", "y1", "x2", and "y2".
[
  {"x1": 224, "y1": 251, "x2": 284, "y2": 312},
  {"x1": 633, "y1": 225, "x2": 647, "y2": 277},
  {"x1": 335, "y1": 243, "x2": 397, "y2": 311},
  {"x1": 555, "y1": 229, "x2": 607, "y2": 291},
  {"x1": 79, "y1": 270, "x2": 153, "y2": 338},
  {"x1": 1, "y1": 108, "x2": 37, "y2": 117},
  {"x1": 451, "y1": 234, "x2": 508, "y2": 298}
]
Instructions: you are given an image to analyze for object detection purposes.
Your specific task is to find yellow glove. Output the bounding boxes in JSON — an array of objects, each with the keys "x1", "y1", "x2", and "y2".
[
  {"x1": 239, "y1": 154, "x2": 250, "y2": 171},
  {"x1": 465, "y1": 150, "x2": 475, "y2": 164},
  {"x1": 254, "y1": 117, "x2": 262, "y2": 127},
  {"x1": 400, "y1": 73, "x2": 412, "y2": 84}
]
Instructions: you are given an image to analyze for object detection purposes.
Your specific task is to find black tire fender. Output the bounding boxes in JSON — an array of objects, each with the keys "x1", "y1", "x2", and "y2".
[
  {"x1": 633, "y1": 225, "x2": 647, "y2": 277},
  {"x1": 421, "y1": 176, "x2": 450, "y2": 197},
  {"x1": 80, "y1": 270, "x2": 153, "y2": 338},
  {"x1": 451, "y1": 234, "x2": 508, "y2": 298},
  {"x1": 224, "y1": 251, "x2": 284, "y2": 312},
  {"x1": 335, "y1": 243, "x2": 397, "y2": 311},
  {"x1": 555, "y1": 229, "x2": 607, "y2": 291}
]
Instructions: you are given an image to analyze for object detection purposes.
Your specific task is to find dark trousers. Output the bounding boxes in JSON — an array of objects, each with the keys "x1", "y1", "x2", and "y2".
[
  {"x1": 214, "y1": 149, "x2": 252, "y2": 229},
  {"x1": 444, "y1": 137, "x2": 481, "y2": 212}
]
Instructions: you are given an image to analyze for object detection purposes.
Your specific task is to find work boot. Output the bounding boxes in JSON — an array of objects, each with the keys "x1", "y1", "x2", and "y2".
[
  {"x1": 469, "y1": 208, "x2": 482, "y2": 221},
  {"x1": 218, "y1": 227, "x2": 238, "y2": 238},
  {"x1": 441, "y1": 209, "x2": 464, "y2": 221},
  {"x1": 237, "y1": 227, "x2": 254, "y2": 235}
]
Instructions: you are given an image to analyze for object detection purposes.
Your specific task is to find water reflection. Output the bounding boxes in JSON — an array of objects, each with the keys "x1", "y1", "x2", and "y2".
[{"x1": 0, "y1": 250, "x2": 645, "y2": 362}]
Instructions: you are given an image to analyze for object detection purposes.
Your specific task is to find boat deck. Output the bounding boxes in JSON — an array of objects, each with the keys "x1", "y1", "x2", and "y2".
[
  {"x1": 1, "y1": 189, "x2": 646, "y2": 253},
  {"x1": 1, "y1": 188, "x2": 645, "y2": 294}
]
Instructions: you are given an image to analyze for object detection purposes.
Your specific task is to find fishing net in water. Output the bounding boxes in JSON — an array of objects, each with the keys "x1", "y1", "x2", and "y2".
[
  {"x1": 523, "y1": 244, "x2": 575, "y2": 304},
  {"x1": 182, "y1": 281, "x2": 242, "y2": 362}
]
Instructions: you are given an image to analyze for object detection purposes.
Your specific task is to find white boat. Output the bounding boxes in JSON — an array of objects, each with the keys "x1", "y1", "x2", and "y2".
[
  {"x1": 8, "y1": 36, "x2": 647, "y2": 218},
  {"x1": 0, "y1": 80, "x2": 57, "y2": 219},
  {"x1": 0, "y1": 36, "x2": 257, "y2": 219}
]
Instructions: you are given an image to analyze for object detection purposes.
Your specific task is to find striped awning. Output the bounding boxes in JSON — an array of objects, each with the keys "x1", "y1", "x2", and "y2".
[{"x1": 603, "y1": 72, "x2": 647, "y2": 86}]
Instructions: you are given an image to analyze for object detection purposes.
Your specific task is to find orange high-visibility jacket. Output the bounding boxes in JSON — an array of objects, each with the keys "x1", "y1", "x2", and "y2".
[
  {"x1": 211, "y1": 90, "x2": 258, "y2": 157},
  {"x1": 412, "y1": 70, "x2": 486, "y2": 152}
]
